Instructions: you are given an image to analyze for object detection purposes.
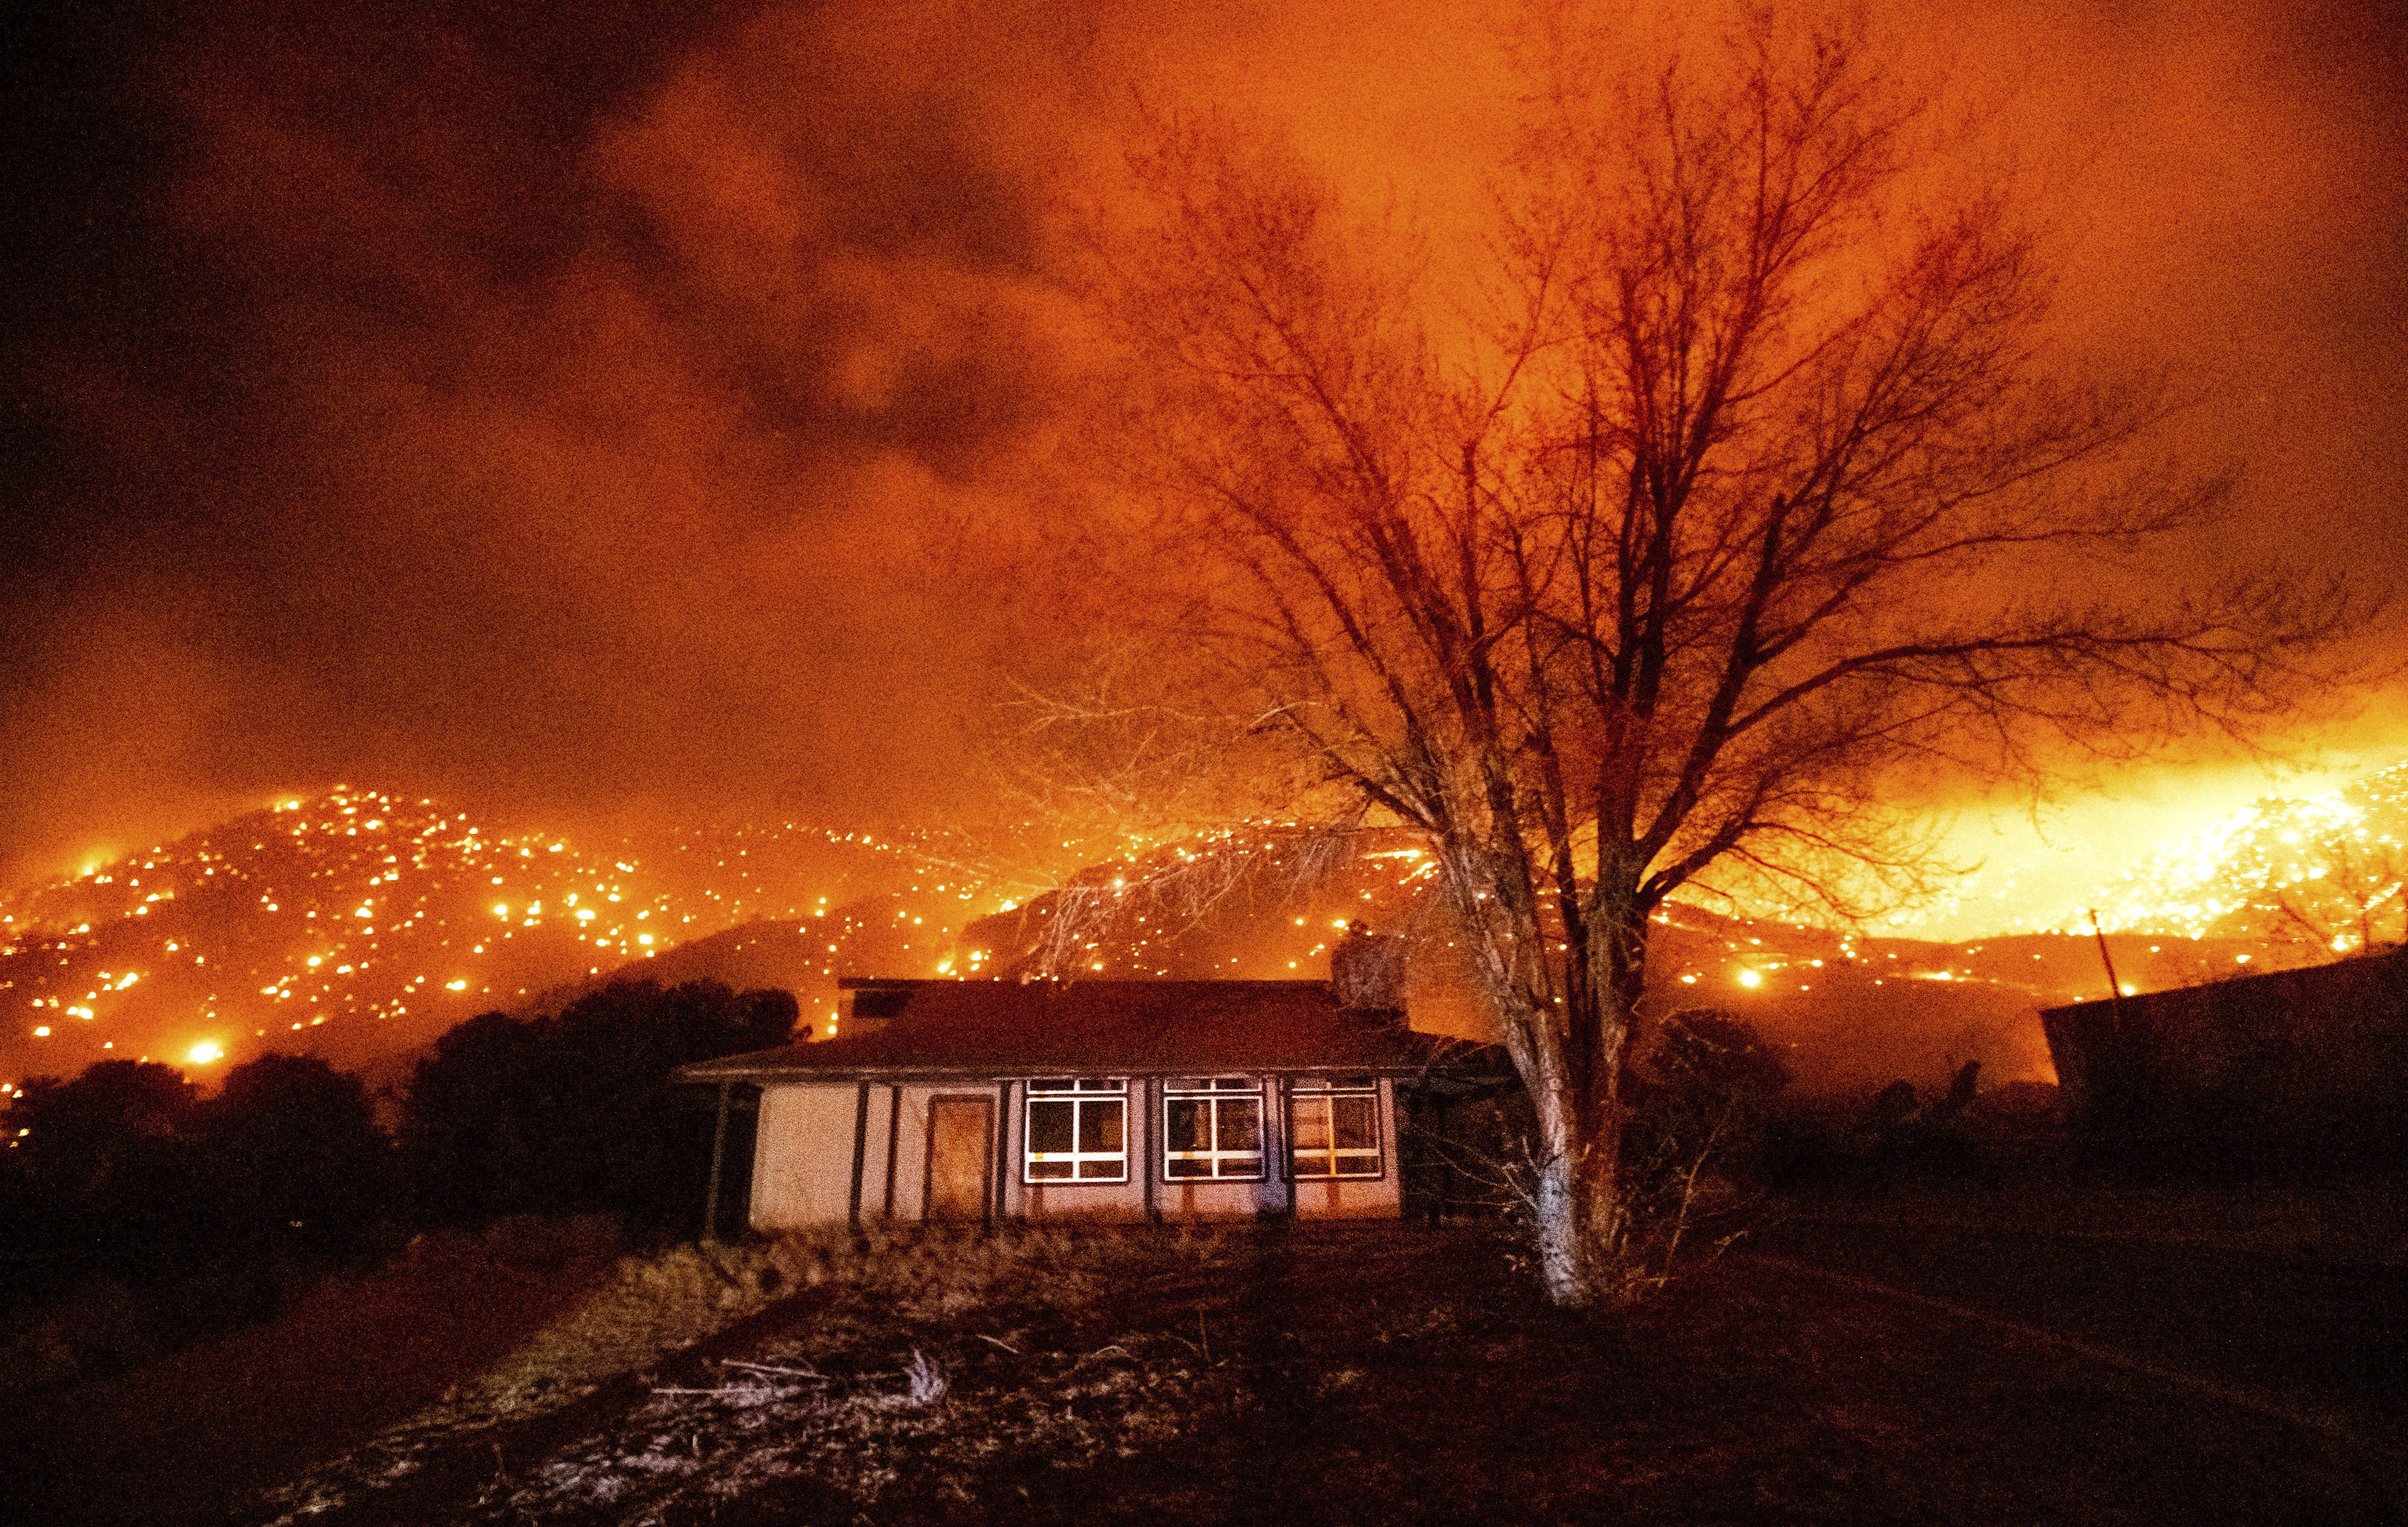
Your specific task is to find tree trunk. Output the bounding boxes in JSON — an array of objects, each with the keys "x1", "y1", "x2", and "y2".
[
  {"x1": 1524, "y1": 1031, "x2": 1587, "y2": 1302},
  {"x1": 1529, "y1": 898, "x2": 1646, "y2": 1308},
  {"x1": 1528, "y1": 1086, "x2": 1628, "y2": 1307},
  {"x1": 1533, "y1": 1146, "x2": 1583, "y2": 1302}
]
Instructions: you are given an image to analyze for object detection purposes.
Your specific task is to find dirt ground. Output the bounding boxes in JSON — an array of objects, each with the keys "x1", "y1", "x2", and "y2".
[
  {"x1": 2, "y1": 1221, "x2": 628, "y2": 1527},
  {"x1": 11, "y1": 1210, "x2": 2405, "y2": 1526}
]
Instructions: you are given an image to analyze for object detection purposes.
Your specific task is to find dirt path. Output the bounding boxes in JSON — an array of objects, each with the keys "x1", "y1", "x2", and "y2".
[
  {"x1": 3, "y1": 1236, "x2": 624, "y2": 1527},
  {"x1": 1748, "y1": 1215, "x2": 2408, "y2": 1437}
]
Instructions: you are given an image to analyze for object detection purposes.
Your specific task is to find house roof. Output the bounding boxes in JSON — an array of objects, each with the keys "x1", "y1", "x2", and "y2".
[{"x1": 674, "y1": 977, "x2": 1510, "y2": 1086}]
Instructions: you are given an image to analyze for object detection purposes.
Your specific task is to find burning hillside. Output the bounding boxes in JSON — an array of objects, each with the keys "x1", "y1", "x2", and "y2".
[
  {"x1": 0, "y1": 788, "x2": 994, "y2": 1089},
  {"x1": 2085, "y1": 759, "x2": 2408, "y2": 951},
  {"x1": 10, "y1": 758, "x2": 2401, "y2": 1102}
]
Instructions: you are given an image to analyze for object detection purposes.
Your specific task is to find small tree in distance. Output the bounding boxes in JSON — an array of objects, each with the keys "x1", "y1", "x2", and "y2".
[
  {"x1": 2, "y1": 1059, "x2": 197, "y2": 1198},
  {"x1": 1051, "y1": 8, "x2": 2362, "y2": 1305},
  {"x1": 2248, "y1": 833, "x2": 2406, "y2": 958},
  {"x1": 400, "y1": 978, "x2": 798, "y2": 1228},
  {"x1": 197, "y1": 1053, "x2": 389, "y2": 1253}
]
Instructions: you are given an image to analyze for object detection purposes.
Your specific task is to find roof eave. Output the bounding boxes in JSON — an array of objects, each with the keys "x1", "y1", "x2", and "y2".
[{"x1": 674, "y1": 1053, "x2": 1507, "y2": 1087}]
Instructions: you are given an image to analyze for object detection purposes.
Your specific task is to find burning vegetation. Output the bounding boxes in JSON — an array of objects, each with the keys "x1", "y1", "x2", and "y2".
[
  {"x1": 2088, "y1": 758, "x2": 2408, "y2": 956},
  {"x1": 0, "y1": 787, "x2": 997, "y2": 1083}
]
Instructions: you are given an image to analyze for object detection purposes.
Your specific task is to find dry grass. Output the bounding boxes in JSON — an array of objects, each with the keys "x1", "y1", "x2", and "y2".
[{"x1": 250, "y1": 1222, "x2": 1245, "y2": 1525}]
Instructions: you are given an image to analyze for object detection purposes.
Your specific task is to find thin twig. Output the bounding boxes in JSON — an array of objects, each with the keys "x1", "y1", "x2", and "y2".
[{"x1": 720, "y1": 1360, "x2": 828, "y2": 1380}]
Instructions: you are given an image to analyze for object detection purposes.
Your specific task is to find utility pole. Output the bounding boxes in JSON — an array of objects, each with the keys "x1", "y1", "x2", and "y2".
[{"x1": 2088, "y1": 908, "x2": 2127, "y2": 1030}]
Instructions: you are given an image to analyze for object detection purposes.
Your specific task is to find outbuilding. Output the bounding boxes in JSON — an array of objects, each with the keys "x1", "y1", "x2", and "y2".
[
  {"x1": 2040, "y1": 944, "x2": 2408, "y2": 1157},
  {"x1": 675, "y1": 974, "x2": 1510, "y2": 1231}
]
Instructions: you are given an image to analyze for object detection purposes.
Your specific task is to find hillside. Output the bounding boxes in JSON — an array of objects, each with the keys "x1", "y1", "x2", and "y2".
[
  {"x1": 11, "y1": 762, "x2": 2388, "y2": 1101},
  {"x1": 2090, "y1": 757, "x2": 2408, "y2": 947},
  {"x1": 0, "y1": 788, "x2": 990, "y2": 1088},
  {"x1": 951, "y1": 842, "x2": 2261, "y2": 1092}
]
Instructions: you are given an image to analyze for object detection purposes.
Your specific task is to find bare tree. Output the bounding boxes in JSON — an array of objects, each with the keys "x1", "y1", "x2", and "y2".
[
  {"x1": 2245, "y1": 832, "x2": 2408, "y2": 957},
  {"x1": 1059, "y1": 13, "x2": 2356, "y2": 1305}
]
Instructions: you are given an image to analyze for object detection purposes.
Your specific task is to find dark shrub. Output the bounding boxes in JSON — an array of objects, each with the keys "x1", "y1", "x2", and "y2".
[{"x1": 400, "y1": 979, "x2": 795, "y2": 1230}]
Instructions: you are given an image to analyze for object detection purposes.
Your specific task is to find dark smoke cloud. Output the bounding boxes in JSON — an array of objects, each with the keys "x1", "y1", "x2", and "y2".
[
  {"x1": 3, "y1": 0, "x2": 2403, "y2": 910},
  {"x1": 1, "y1": 0, "x2": 1084, "y2": 883}
]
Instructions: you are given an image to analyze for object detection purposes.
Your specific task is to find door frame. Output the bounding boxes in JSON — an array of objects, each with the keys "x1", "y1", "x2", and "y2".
[{"x1": 922, "y1": 1093, "x2": 995, "y2": 1225}]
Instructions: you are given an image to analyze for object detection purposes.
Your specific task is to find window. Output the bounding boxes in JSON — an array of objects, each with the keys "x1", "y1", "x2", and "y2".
[
  {"x1": 1024, "y1": 1078, "x2": 1127, "y2": 1182},
  {"x1": 1290, "y1": 1076, "x2": 1382, "y2": 1178},
  {"x1": 1163, "y1": 1077, "x2": 1264, "y2": 1180}
]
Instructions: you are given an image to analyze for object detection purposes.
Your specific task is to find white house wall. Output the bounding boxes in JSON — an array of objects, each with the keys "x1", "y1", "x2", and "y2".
[
  {"x1": 749, "y1": 1084, "x2": 861, "y2": 1231},
  {"x1": 747, "y1": 1074, "x2": 1406, "y2": 1230}
]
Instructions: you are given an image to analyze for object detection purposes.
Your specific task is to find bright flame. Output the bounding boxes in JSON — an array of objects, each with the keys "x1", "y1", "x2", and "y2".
[
  {"x1": 187, "y1": 1041, "x2": 223, "y2": 1064},
  {"x1": 1736, "y1": 969, "x2": 1762, "y2": 988}
]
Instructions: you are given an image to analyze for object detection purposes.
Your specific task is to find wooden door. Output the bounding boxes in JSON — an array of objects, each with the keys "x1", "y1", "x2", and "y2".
[{"x1": 924, "y1": 1095, "x2": 993, "y2": 1222}]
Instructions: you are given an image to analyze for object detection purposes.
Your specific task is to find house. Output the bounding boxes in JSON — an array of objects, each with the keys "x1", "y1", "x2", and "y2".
[
  {"x1": 2039, "y1": 944, "x2": 2408, "y2": 1155},
  {"x1": 674, "y1": 971, "x2": 1512, "y2": 1231}
]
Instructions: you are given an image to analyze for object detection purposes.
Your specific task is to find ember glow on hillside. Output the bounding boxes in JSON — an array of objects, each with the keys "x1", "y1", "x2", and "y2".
[
  {"x1": 0, "y1": 788, "x2": 997, "y2": 1084},
  {"x1": 2084, "y1": 760, "x2": 2408, "y2": 947},
  {"x1": 13, "y1": 757, "x2": 2403, "y2": 1102}
]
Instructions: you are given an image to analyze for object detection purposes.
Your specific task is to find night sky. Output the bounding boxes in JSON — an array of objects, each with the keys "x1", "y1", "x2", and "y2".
[{"x1": 5, "y1": 0, "x2": 2404, "y2": 929}]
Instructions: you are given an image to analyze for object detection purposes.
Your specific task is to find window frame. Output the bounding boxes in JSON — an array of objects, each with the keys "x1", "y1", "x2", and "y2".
[
  {"x1": 1021, "y1": 1077, "x2": 1129, "y2": 1184},
  {"x1": 1161, "y1": 1076, "x2": 1267, "y2": 1182},
  {"x1": 1288, "y1": 1075, "x2": 1385, "y2": 1180}
]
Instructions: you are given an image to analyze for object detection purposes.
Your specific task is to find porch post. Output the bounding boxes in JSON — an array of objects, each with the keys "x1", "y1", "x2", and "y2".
[
  {"x1": 703, "y1": 1081, "x2": 732, "y2": 1243},
  {"x1": 1277, "y1": 1075, "x2": 1296, "y2": 1217},
  {"x1": 993, "y1": 1080, "x2": 1015, "y2": 1226},
  {"x1": 883, "y1": 1084, "x2": 902, "y2": 1220},
  {"x1": 848, "y1": 1082, "x2": 871, "y2": 1228},
  {"x1": 1142, "y1": 1076, "x2": 1158, "y2": 1224}
]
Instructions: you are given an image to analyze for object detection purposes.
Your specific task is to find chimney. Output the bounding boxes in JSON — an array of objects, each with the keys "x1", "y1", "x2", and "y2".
[
  {"x1": 837, "y1": 978, "x2": 915, "y2": 1037},
  {"x1": 1330, "y1": 921, "x2": 1406, "y2": 1012}
]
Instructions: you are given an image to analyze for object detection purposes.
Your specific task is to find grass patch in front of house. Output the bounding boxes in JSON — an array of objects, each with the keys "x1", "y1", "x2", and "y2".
[{"x1": 246, "y1": 1221, "x2": 1248, "y2": 1525}]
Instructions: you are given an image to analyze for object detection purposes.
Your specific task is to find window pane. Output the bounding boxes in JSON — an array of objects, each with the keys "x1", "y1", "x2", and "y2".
[
  {"x1": 1218, "y1": 1155, "x2": 1262, "y2": 1178},
  {"x1": 1029, "y1": 1160, "x2": 1072, "y2": 1180},
  {"x1": 1078, "y1": 1099, "x2": 1124, "y2": 1153},
  {"x1": 1028, "y1": 1100, "x2": 1073, "y2": 1155},
  {"x1": 1165, "y1": 1158, "x2": 1210, "y2": 1179},
  {"x1": 1220, "y1": 1098, "x2": 1262, "y2": 1152},
  {"x1": 1029, "y1": 1078, "x2": 1075, "y2": 1093},
  {"x1": 1333, "y1": 1096, "x2": 1377, "y2": 1151},
  {"x1": 1335, "y1": 1153, "x2": 1380, "y2": 1175},
  {"x1": 1291, "y1": 1096, "x2": 1332, "y2": 1151},
  {"x1": 1165, "y1": 1099, "x2": 1206, "y2": 1152},
  {"x1": 1076, "y1": 1158, "x2": 1119, "y2": 1179}
]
